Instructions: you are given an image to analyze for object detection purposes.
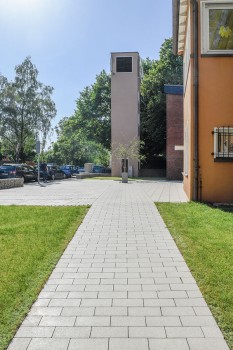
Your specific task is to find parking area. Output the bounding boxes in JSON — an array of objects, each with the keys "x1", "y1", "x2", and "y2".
[{"x1": 0, "y1": 178, "x2": 188, "y2": 206}]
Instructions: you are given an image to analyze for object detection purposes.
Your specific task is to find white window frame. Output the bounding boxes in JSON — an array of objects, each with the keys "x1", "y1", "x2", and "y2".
[
  {"x1": 201, "y1": 1, "x2": 233, "y2": 54},
  {"x1": 214, "y1": 127, "x2": 233, "y2": 159}
]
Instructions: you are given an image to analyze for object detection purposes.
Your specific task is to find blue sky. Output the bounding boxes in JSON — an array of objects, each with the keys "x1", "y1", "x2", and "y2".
[{"x1": 0, "y1": 0, "x2": 172, "y2": 141}]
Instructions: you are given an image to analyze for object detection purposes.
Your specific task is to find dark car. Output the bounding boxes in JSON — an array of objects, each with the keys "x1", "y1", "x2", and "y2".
[
  {"x1": 78, "y1": 166, "x2": 85, "y2": 173},
  {"x1": 0, "y1": 165, "x2": 17, "y2": 179},
  {"x1": 1, "y1": 164, "x2": 37, "y2": 182},
  {"x1": 60, "y1": 165, "x2": 79, "y2": 176},
  {"x1": 93, "y1": 165, "x2": 105, "y2": 173},
  {"x1": 47, "y1": 164, "x2": 67, "y2": 180},
  {"x1": 35, "y1": 164, "x2": 66, "y2": 181},
  {"x1": 60, "y1": 166, "x2": 72, "y2": 178}
]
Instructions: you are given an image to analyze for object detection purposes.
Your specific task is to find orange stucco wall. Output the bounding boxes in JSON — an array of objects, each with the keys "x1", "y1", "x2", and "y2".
[
  {"x1": 198, "y1": 57, "x2": 233, "y2": 203},
  {"x1": 183, "y1": 1, "x2": 233, "y2": 203}
]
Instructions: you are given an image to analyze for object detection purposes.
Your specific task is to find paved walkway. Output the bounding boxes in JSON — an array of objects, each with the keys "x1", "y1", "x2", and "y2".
[
  {"x1": 7, "y1": 181, "x2": 229, "y2": 350},
  {"x1": 0, "y1": 178, "x2": 188, "y2": 206}
]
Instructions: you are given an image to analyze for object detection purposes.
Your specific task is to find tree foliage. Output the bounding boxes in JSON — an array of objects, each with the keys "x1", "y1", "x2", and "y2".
[
  {"x1": 140, "y1": 38, "x2": 183, "y2": 167},
  {"x1": 112, "y1": 138, "x2": 145, "y2": 162},
  {"x1": 48, "y1": 70, "x2": 111, "y2": 165},
  {"x1": 47, "y1": 115, "x2": 110, "y2": 166},
  {"x1": 0, "y1": 57, "x2": 56, "y2": 162},
  {"x1": 74, "y1": 70, "x2": 111, "y2": 149}
]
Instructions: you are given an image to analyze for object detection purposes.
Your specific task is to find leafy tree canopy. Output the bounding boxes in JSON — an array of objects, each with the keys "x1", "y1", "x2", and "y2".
[
  {"x1": 74, "y1": 70, "x2": 111, "y2": 149},
  {"x1": 48, "y1": 70, "x2": 111, "y2": 166},
  {"x1": 140, "y1": 38, "x2": 183, "y2": 167},
  {"x1": 0, "y1": 57, "x2": 56, "y2": 162}
]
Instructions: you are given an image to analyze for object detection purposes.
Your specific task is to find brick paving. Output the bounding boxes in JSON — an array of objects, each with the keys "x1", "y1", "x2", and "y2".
[
  {"x1": 0, "y1": 178, "x2": 188, "y2": 206},
  {"x1": 7, "y1": 181, "x2": 229, "y2": 349}
]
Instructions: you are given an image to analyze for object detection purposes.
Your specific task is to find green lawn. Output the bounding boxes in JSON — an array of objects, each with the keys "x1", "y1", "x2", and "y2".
[
  {"x1": 157, "y1": 202, "x2": 233, "y2": 350},
  {"x1": 0, "y1": 205, "x2": 89, "y2": 350}
]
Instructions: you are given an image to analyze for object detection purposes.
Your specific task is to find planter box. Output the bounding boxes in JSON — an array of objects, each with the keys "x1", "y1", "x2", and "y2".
[
  {"x1": 76, "y1": 173, "x2": 111, "y2": 179},
  {"x1": 0, "y1": 178, "x2": 24, "y2": 190},
  {"x1": 121, "y1": 172, "x2": 128, "y2": 183}
]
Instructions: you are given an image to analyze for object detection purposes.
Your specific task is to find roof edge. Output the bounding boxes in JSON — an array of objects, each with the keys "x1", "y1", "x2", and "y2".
[{"x1": 164, "y1": 84, "x2": 184, "y2": 95}]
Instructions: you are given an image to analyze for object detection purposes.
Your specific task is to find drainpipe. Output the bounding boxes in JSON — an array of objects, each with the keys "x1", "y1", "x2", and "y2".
[{"x1": 193, "y1": 0, "x2": 199, "y2": 201}]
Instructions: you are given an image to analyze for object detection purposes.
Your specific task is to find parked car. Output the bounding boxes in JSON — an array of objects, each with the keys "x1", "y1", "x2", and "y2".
[
  {"x1": 93, "y1": 165, "x2": 105, "y2": 173},
  {"x1": 1, "y1": 164, "x2": 37, "y2": 182},
  {"x1": 47, "y1": 164, "x2": 67, "y2": 180},
  {"x1": 60, "y1": 165, "x2": 75, "y2": 178},
  {"x1": 78, "y1": 166, "x2": 85, "y2": 173},
  {"x1": 72, "y1": 166, "x2": 79, "y2": 174},
  {"x1": 60, "y1": 165, "x2": 79, "y2": 177},
  {"x1": 35, "y1": 164, "x2": 66, "y2": 181},
  {"x1": 0, "y1": 165, "x2": 16, "y2": 179}
]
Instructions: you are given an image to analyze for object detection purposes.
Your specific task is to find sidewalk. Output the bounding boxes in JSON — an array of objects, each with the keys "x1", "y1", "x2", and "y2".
[{"x1": 8, "y1": 182, "x2": 229, "y2": 350}]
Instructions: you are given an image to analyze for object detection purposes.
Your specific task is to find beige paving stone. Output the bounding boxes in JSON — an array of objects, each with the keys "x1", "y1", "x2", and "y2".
[
  {"x1": 180, "y1": 316, "x2": 217, "y2": 326},
  {"x1": 98, "y1": 291, "x2": 127, "y2": 299},
  {"x1": 8, "y1": 338, "x2": 31, "y2": 350},
  {"x1": 91, "y1": 326, "x2": 128, "y2": 338},
  {"x1": 149, "y1": 339, "x2": 189, "y2": 350},
  {"x1": 112, "y1": 299, "x2": 143, "y2": 307},
  {"x1": 75, "y1": 316, "x2": 110, "y2": 326},
  {"x1": 187, "y1": 338, "x2": 230, "y2": 350},
  {"x1": 81, "y1": 298, "x2": 112, "y2": 307},
  {"x1": 129, "y1": 326, "x2": 166, "y2": 338},
  {"x1": 27, "y1": 338, "x2": 69, "y2": 350},
  {"x1": 146, "y1": 316, "x2": 181, "y2": 326},
  {"x1": 49, "y1": 299, "x2": 81, "y2": 307},
  {"x1": 95, "y1": 307, "x2": 128, "y2": 316},
  {"x1": 61, "y1": 307, "x2": 95, "y2": 316},
  {"x1": 15, "y1": 327, "x2": 54, "y2": 338},
  {"x1": 111, "y1": 316, "x2": 146, "y2": 326},
  {"x1": 53, "y1": 326, "x2": 91, "y2": 338},
  {"x1": 128, "y1": 307, "x2": 161, "y2": 316},
  {"x1": 166, "y1": 326, "x2": 204, "y2": 338},
  {"x1": 68, "y1": 339, "x2": 108, "y2": 350}
]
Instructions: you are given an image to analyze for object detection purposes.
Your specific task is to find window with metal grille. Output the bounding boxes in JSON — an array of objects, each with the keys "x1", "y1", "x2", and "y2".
[
  {"x1": 213, "y1": 127, "x2": 233, "y2": 160},
  {"x1": 116, "y1": 57, "x2": 132, "y2": 72}
]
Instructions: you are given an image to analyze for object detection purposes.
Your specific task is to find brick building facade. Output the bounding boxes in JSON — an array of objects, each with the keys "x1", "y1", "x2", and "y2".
[{"x1": 164, "y1": 85, "x2": 183, "y2": 180}]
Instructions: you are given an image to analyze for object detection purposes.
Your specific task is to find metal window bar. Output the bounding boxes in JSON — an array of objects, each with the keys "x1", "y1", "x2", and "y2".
[{"x1": 214, "y1": 127, "x2": 233, "y2": 158}]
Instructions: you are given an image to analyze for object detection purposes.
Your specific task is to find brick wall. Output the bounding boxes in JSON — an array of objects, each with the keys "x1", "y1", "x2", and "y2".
[{"x1": 166, "y1": 93, "x2": 183, "y2": 180}]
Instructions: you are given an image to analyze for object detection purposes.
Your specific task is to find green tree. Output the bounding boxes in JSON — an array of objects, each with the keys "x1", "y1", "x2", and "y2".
[
  {"x1": 140, "y1": 38, "x2": 183, "y2": 167},
  {"x1": 49, "y1": 70, "x2": 111, "y2": 165},
  {"x1": 75, "y1": 70, "x2": 111, "y2": 149},
  {"x1": 49, "y1": 115, "x2": 110, "y2": 166},
  {"x1": 0, "y1": 57, "x2": 56, "y2": 162}
]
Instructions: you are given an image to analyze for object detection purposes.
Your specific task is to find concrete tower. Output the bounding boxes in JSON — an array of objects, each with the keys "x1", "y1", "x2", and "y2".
[{"x1": 111, "y1": 52, "x2": 141, "y2": 177}]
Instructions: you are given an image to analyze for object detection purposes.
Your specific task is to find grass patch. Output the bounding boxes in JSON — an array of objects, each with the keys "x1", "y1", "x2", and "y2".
[
  {"x1": 156, "y1": 202, "x2": 233, "y2": 349},
  {"x1": 0, "y1": 205, "x2": 89, "y2": 350}
]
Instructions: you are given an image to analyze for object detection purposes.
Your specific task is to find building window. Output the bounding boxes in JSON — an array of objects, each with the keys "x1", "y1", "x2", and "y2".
[
  {"x1": 201, "y1": 1, "x2": 233, "y2": 54},
  {"x1": 213, "y1": 127, "x2": 233, "y2": 160},
  {"x1": 116, "y1": 57, "x2": 132, "y2": 72}
]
